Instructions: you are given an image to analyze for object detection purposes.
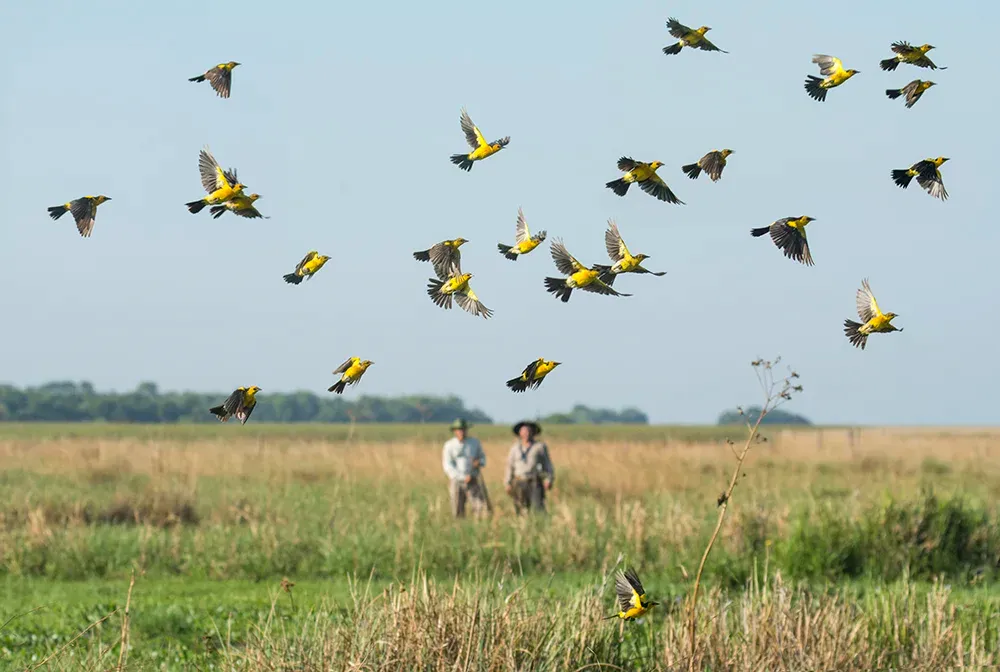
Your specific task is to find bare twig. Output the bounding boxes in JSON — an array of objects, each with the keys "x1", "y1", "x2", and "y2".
[{"x1": 30, "y1": 608, "x2": 119, "y2": 670}]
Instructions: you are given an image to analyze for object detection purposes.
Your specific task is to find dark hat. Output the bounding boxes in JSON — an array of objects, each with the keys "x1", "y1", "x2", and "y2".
[
  {"x1": 449, "y1": 418, "x2": 470, "y2": 430},
  {"x1": 512, "y1": 420, "x2": 541, "y2": 436}
]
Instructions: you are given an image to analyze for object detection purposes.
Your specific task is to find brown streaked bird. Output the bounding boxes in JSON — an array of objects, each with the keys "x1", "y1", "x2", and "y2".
[
  {"x1": 47, "y1": 195, "x2": 112, "y2": 238},
  {"x1": 413, "y1": 238, "x2": 467, "y2": 277},
  {"x1": 188, "y1": 61, "x2": 240, "y2": 98},
  {"x1": 750, "y1": 216, "x2": 817, "y2": 266},
  {"x1": 885, "y1": 80, "x2": 936, "y2": 109},
  {"x1": 682, "y1": 149, "x2": 733, "y2": 181}
]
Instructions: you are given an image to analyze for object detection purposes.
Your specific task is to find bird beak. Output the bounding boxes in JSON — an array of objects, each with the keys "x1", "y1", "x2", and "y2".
[
  {"x1": 553, "y1": 362, "x2": 562, "y2": 366},
  {"x1": 105, "y1": 197, "x2": 113, "y2": 201},
  {"x1": 942, "y1": 158, "x2": 950, "y2": 162}
]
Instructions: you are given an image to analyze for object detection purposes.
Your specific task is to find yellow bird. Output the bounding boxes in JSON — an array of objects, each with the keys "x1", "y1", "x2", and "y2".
[
  {"x1": 892, "y1": 157, "x2": 949, "y2": 201},
  {"x1": 606, "y1": 157, "x2": 684, "y2": 204},
  {"x1": 662, "y1": 18, "x2": 727, "y2": 56},
  {"x1": 449, "y1": 108, "x2": 509, "y2": 171},
  {"x1": 750, "y1": 216, "x2": 817, "y2": 266},
  {"x1": 47, "y1": 195, "x2": 111, "y2": 238},
  {"x1": 804, "y1": 55, "x2": 860, "y2": 102},
  {"x1": 506, "y1": 359, "x2": 561, "y2": 393},
  {"x1": 844, "y1": 279, "x2": 903, "y2": 350},
  {"x1": 682, "y1": 149, "x2": 733, "y2": 182},
  {"x1": 498, "y1": 208, "x2": 547, "y2": 261},
  {"x1": 209, "y1": 386, "x2": 261, "y2": 425},
  {"x1": 427, "y1": 271, "x2": 493, "y2": 319},
  {"x1": 879, "y1": 42, "x2": 944, "y2": 72},
  {"x1": 544, "y1": 239, "x2": 631, "y2": 303},
  {"x1": 413, "y1": 238, "x2": 467, "y2": 277},
  {"x1": 328, "y1": 357, "x2": 374, "y2": 394},
  {"x1": 185, "y1": 147, "x2": 246, "y2": 214},
  {"x1": 209, "y1": 193, "x2": 267, "y2": 219},
  {"x1": 283, "y1": 251, "x2": 331, "y2": 284},
  {"x1": 605, "y1": 568, "x2": 659, "y2": 621},
  {"x1": 594, "y1": 219, "x2": 666, "y2": 285},
  {"x1": 885, "y1": 80, "x2": 936, "y2": 109},
  {"x1": 188, "y1": 61, "x2": 240, "y2": 98}
]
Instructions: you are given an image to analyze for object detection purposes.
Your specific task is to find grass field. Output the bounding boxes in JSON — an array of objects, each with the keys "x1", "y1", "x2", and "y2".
[{"x1": 2, "y1": 423, "x2": 999, "y2": 670}]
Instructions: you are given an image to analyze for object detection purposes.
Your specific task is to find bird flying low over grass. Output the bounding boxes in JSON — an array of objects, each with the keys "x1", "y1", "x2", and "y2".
[
  {"x1": 47, "y1": 195, "x2": 111, "y2": 238},
  {"x1": 209, "y1": 193, "x2": 267, "y2": 219},
  {"x1": 844, "y1": 279, "x2": 902, "y2": 350},
  {"x1": 283, "y1": 250, "x2": 331, "y2": 284},
  {"x1": 804, "y1": 55, "x2": 859, "y2": 102},
  {"x1": 879, "y1": 42, "x2": 944, "y2": 72},
  {"x1": 506, "y1": 359, "x2": 561, "y2": 393},
  {"x1": 186, "y1": 147, "x2": 246, "y2": 214},
  {"x1": 209, "y1": 386, "x2": 261, "y2": 425},
  {"x1": 450, "y1": 108, "x2": 509, "y2": 171},
  {"x1": 892, "y1": 157, "x2": 949, "y2": 201},
  {"x1": 427, "y1": 271, "x2": 493, "y2": 319},
  {"x1": 606, "y1": 157, "x2": 684, "y2": 204},
  {"x1": 605, "y1": 568, "x2": 659, "y2": 621},
  {"x1": 413, "y1": 238, "x2": 467, "y2": 277},
  {"x1": 750, "y1": 216, "x2": 817, "y2": 266},
  {"x1": 594, "y1": 220, "x2": 665, "y2": 285},
  {"x1": 662, "y1": 18, "x2": 727, "y2": 55},
  {"x1": 188, "y1": 61, "x2": 240, "y2": 98},
  {"x1": 328, "y1": 357, "x2": 374, "y2": 394},
  {"x1": 682, "y1": 149, "x2": 733, "y2": 182},
  {"x1": 886, "y1": 80, "x2": 936, "y2": 109},
  {"x1": 498, "y1": 208, "x2": 547, "y2": 261},
  {"x1": 544, "y1": 239, "x2": 631, "y2": 303}
]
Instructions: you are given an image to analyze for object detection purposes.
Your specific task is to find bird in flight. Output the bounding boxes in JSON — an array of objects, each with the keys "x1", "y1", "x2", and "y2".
[
  {"x1": 506, "y1": 359, "x2": 561, "y2": 393},
  {"x1": 544, "y1": 239, "x2": 631, "y2": 303},
  {"x1": 188, "y1": 61, "x2": 240, "y2": 98},
  {"x1": 427, "y1": 270, "x2": 493, "y2": 319},
  {"x1": 892, "y1": 157, "x2": 949, "y2": 201},
  {"x1": 47, "y1": 195, "x2": 111, "y2": 238},
  {"x1": 185, "y1": 147, "x2": 246, "y2": 214},
  {"x1": 209, "y1": 193, "x2": 267, "y2": 219},
  {"x1": 844, "y1": 279, "x2": 902, "y2": 350},
  {"x1": 606, "y1": 157, "x2": 684, "y2": 204},
  {"x1": 328, "y1": 358, "x2": 374, "y2": 394},
  {"x1": 283, "y1": 250, "x2": 331, "y2": 284},
  {"x1": 594, "y1": 220, "x2": 666, "y2": 285},
  {"x1": 804, "y1": 55, "x2": 860, "y2": 102},
  {"x1": 413, "y1": 238, "x2": 467, "y2": 278},
  {"x1": 885, "y1": 80, "x2": 936, "y2": 109},
  {"x1": 449, "y1": 108, "x2": 509, "y2": 171},
  {"x1": 498, "y1": 208, "x2": 547, "y2": 261},
  {"x1": 209, "y1": 386, "x2": 261, "y2": 425},
  {"x1": 662, "y1": 18, "x2": 727, "y2": 56},
  {"x1": 682, "y1": 149, "x2": 733, "y2": 182},
  {"x1": 750, "y1": 216, "x2": 817, "y2": 266},
  {"x1": 879, "y1": 42, "x2": 944, "y2": 72},
  {"x1": 605, "y1": 567, "x2": 659, "y2": 621}
]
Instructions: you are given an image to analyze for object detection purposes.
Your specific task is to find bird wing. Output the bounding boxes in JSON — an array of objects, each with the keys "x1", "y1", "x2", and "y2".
[
  {"x1": 605, "y1": 220, "x2": 627, "y2": 261},
  {"x1": 912, "y1": 54, "x2": 937, "y2": 69},
  {"x1": 639, "y1": 174, "x2": 684, "y2": 204},
  {"x1": 333, "y1": 357, "x2": 358, "y2": 375},
  {"x1": 429, "y1": 243, "x2": 461, "y2": 278},
  {"x1": 917, "y1": 174, "x2": 948, "y2": 200},
  {"x1": 616, "y1": 156, "x2": 638, "y2": 172},
  {"x1": 455, "y1": 289, "x2": 492, "y2": 319},
  {"x1": 622, "y1": 567, "x2": 646, "y2": 599},
  {"x1": 240, "y1": 397, "x2": 256, "y2": 425},
  {"x1": 890, "y1": 41, "x2": 916, "y2": 56},
  {"x1": 666, "y1": 18, "x2": 692, "y2": 39},
  {"x1": 295, "y1": 251, "x2": 318, "y2": 274},
  {"x1": 69, "y1": 198, "x2": 97, "y2": 236},
  {"x1": 515, "y1": 208, "x2": 530, "y2": 244},
  {"x1": 521, "y1": 359, "x2": 542, "y2": 382},
  {"x1": 695, "y1": 37, "x2": 726, "y2": 53},
  {"x1": 220, "y1": 389, "x2": 246, "y2": 417},
  {"x1": 857, "y1": 279, "x2": 880, "y2": 322},
  {"x1": 580, "y1": 276, "x2": 628, "y2": 297},
  {"x1": 812, "y1": 55, "x2": 844, "y2": 77},
  {"x1": 550, "y1": 239, "x2": 584, "y2": 275},
  {"x1": 614, "y1": 570, "x2": 641, "y2": 612},
  {"x1": 460, "y1": 108, "x2": 487, "y2": 149},
  {"x1": 205, "y1": 66, "x2": 233, "y2": 98},
  {"x1": 700, "y1": 151, "x2": 725, "y2": 181},
  {"x1": 231, "y1": 203, "x2": 263, "y2": 219},
  {"x1": 900, "y1": 80, "x2": 920, "y2": 97}
]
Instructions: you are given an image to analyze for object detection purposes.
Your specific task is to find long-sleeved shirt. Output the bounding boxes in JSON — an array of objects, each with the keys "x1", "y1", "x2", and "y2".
[
  {"x1": 504, "y1": 440, "x2": 554, "y2": 486},
  {"x1": 442, "y1": 436, "x2": 487, "y2": 481}
]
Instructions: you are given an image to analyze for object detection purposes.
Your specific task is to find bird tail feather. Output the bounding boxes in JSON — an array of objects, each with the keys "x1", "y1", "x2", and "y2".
[
  {"x1": 283, "y1": 273, "x2": 304, "y2": 285},
  {"x1": 450, "y1": 154, "x2": 474, "y2": 171},
  {"x1": 328, "y1": 380, "x2": 347, "y2": 394},
  {"x1": 506, "y1": 377, "x2": 529, "y2": 393},
  {"x1": 891, "y1": 169, "x2": 914, "y2": 189},
  {"x1": 750, "y1": 226, "x2": 771, "y2": 238},
  {"x1": 47, "y1": 205, "x2": 67, "y2": 220},
  {"x1": 879, "y1": 58, "x2": 899, "y2": 72},
  {"x1": 209, "y1": 405, "x2": 228, "y2": 421},
  {"x1": 843, "y1": 319, "x2": 868, "y2": 350},
  {"x1": 189, "y1": 74, "x2": 207, "y2": 82},
  {"x1": 593, "y1": 264, "x2": 616, "y2": 286},
  {"x1": 544, "y1": 277, "x2": 573, "y2": 303},
  {"x1": 662, "y1": 43, "x2": 682, "y2": 56},
  {"x1": 885, "y1": 88, "x2": 903, "y2": 100},
  {"x1": 605, "y1": 178, "x2": 630, "y2": 196},
  {"x1": 426, "y1": 279, "x2": 453, "y2": 309},
  {"x1": 186, "y1": 200, "x2": 207, "y2": 214},
  {"x1": 681, "y1": 163, "x2": 701, "y2": 180},
  {"x1": 413, "y1": 250, "x2": 431, "y2": 262},
  {"x1": 803, "y1": 76, "x2": 827, "y2": 102},
  {"x1": 497, "y1": 243, "x2": 518, "y2": 261},
  {"x1": 209, "y1": 205, "x2": 227, "y2": 219}
]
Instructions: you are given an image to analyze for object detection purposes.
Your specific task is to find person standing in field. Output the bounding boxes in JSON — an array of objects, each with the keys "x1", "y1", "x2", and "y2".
[
  {"x1": 504, "y1": 420, "x2": 555, "y2": 514},
  {"x1": 441, "y1": 418, "x2": 492, "y2": 518}
]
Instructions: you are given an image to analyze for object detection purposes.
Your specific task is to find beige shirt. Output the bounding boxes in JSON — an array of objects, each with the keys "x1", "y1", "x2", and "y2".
[
  {"x1": 442, "y1": 436, "x2": 486, "y2": 481},
  {"x1": 504, "y1": 440, "x2": 554, "y2": 486}
]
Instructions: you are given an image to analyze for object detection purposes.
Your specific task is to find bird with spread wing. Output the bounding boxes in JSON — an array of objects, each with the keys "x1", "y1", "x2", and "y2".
[
  {"x1": 283, "y1": 251, "x2": 331, "y2": 285},
  {"x1": 844, "y1": 279, "x2": 902, "y2": 350},
  {"x1": 210, "y1": 193, "x2": 267, "y2": 219},
  {"x1": 605, "y1": 567, "x2": 659, "y2": 621},
  {"x1": 506, "y1": 359, "x2": 560, "y2": 393},
  {"x1": 544, "y1": 239, "x2": 631, "y2": 303},
  {"x1": 750, "y1": 216, "x2": 817, "y2": 266},
  {"x1": 662, "y1": 18, "x2": 727, "y2": 56},
  {"x1": 47, "y1": 196, "x2": 112, "y2": 238},
  {"x1": 498, "y1": 208, "x2": 547, "y2": 261},
  {"x1": 427, "y1": 269, "x2": 493, "y2": 319},
  {"x1": 209, "y1": 386, "x2": 261, "y2": 425},
  {"x1": 804, "y1": 55, "x2": 860, "y2": 102},
  {"x1": 886, "y1": 80, "x2": 936, "y2": 108},
  {"x1": 185, "y1": 147, "x2": 246, "y2": 214},
  {"x1": 449, "y1": 108, "x2": 509, "y2": 171},
  {"x1": 880, "y1": 42, "x2": 944, "y2": 72},
  {"x1": 328, "y1": 358, "x2": 374, "y2": 394},
  {"x1": 413, "y1": 238, "x2": 467, "y2": 277},
  {"x1": 594, "y1": 220, "x2": 666, "y2": 285},
  {"x1": 606, "y1": 157, "x2": 684, "y2": 204},
  {"x1": 188, "y1": 61, "x2": 240, "y2": 98},
  {"x1": 892, "y1": 157, "x2": 949, "y2": 201},
  {"x1": 682, "y1": 149, "x2": 733, "y2": 182}
]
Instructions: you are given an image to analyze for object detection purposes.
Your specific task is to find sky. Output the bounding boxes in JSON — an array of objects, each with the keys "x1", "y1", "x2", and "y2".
[{"x1": 1, "y1": 0, "x2": 998, "y2": 425}]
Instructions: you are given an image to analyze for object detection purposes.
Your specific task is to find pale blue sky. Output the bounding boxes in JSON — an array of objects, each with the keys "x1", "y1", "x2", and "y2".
[{"x1": 1, "y1": 1, "x2": 997, "y2": 424}]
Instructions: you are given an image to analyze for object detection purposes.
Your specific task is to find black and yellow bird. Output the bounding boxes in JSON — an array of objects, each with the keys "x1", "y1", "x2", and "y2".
[
  {"x1": 188, "y1": 61, "x2": 240, "y2": 98},
  {"x1": 47, "y1": 195, "x2": 111, "y2": 238},
  {"x1": 844, "y1": 279, "x2": 902, "y2": 350},
  {"x1": 879, "y1": 42, "x2": 943, "y2": 72},
  {"x1": 750, "y1": 216, "x2": 817, "y2": 266},
  {"x1": 594, "y1": 220, "x2": 666, "y2": 285},
  {"x1": 891, "y1": 157, "x2": 949, "y2": 201},
  {"x1": 449, "y1": 108, "x2": 509, "y2": 171},
  {"x1": 506, "y1": 359, "x2": 561, "y2": 393},
  {"x1": 498, "y1": 208, "x2": 547, "y2": 261},
  {"x1": 427, "y1": 270, "x2": 493, "y2": 319},
  {"x1": 662, "y1": 18, "x2": 727, "y2": 55},
  {"x1": 544, "y1": 239, "x2": 631, "y2": 303},
  {"x1": 605, "y1": 567, "x2": 659, "y2": 621},
  {"x1": 209, "y1": 386, "x2": 261, "y2": 425},
  {"x1": 804, "y1": 55, "x2": 860, "y2": 102},
  {"x1": 209, "y1": 193, "x2": 267, "y2": 219},
  {"x1": 885, "y1": 80, "x2": 936, "y2": 108},
  {"x1": 283, "y1": 251, "x2": 331, "y2": 284},
  {"x1": 606, "y1": 157, "x2": 684, "y2": 204},
  {"x1": 413, "y1": 238, "x2": 467, "y2": 277},
  {"x1": 682, "y1": 149, "x2": 733, "y2": 181},
  {"x1": 185, "y1": 147, "x2": 246, "y2": 214},
  {"x1": 329, "y1": 358, "x2": 374, "y2": 394}
]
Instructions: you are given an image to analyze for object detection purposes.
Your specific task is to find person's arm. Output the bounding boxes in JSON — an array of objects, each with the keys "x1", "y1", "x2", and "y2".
[
  {"x1": 442, "y1": 441, "x2": 461, "y2": 481},
  {"x1": 473, "y1": 438, "x2": 485, "y2": 469},
  {"x1": 539, "y1": 443, "x2": 555, "y2": 487},
  {"x1": 504, "y1": 445, "x2": 515, "y2": 489}
]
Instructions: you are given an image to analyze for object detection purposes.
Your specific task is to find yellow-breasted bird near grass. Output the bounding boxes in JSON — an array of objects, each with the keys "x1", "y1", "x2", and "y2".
[
  {"x1": 427, "y1": 271, "x2": 493, "y2": 319},
  {"x1": 750, "y1": 216, "x2": 817, "y2": 266},
  {"x1": 328, "y1": 357, "x2": 374, "y2": 394},
  {"x1": 413, "y1": 238, "x2": 467, "y2": 277},
  {"x1": 662, "y1": 18, "x2": 727, "y2": 56},
  {"x1": 879, "y1": 42, "x2": 944, "y2": 72},
  {"x1": 544, "y1": 239, "x2": 631, "y2": 303},
  {"x1": 892, "y1": 157, "x2": 949, "y2": 201},
  {"x1": 594, "y1": 219, "x2": 666, "y2": 285},
  {"x1": 804, "y1": 55, "x2": 860, "y2": 102},
  {"x1": 605, "y1": 567, "x2": 659, "y2": 621},
  {"x1": 47, "y1": 195, "x2": 111, "y2": 238},
  {"x1": 185, "y1": 147, "x2": 246, "y2": 214},
  {"x1": 606, "y1": 157, "x2": 684, "y2": 204},
  {"x1": 506, "y1": 359, "x2": 561, "y2": 393},
  {"x1": 188, "y1": 61, "x2": 240, "y2": 98},
  {"x1": 682, "y1": 149, "x2": 733, "y2": 182},
  {"x1": 209, "y1": 193, "x2": 267, "y2": 219},
  {"x1": 449, "y1": 108, "x2": 509, "y2": 171},
  {"x1": 209, "y1": 386, "x2": 260, "y2": 425},
  {"x1": 283, "y1": 251, "x2": 331, "y2": 285},
  {"x1": 844, "y1": 279, "x2": 902, "y2": 350},
  {"x1": 886, "y1": 80, "x2": 936, "y2": 109},
  {"x1": 498, "y1": 208, "x2": 547, "y2": 261}
]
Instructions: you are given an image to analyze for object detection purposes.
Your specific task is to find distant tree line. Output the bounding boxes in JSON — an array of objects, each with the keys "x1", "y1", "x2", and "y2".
[
  {"x1": 716, "y1": 406, "x2": 811, "y2": 426},
  {"x1": 540, "y1": 404, "x2": 648, "y2": 425}
]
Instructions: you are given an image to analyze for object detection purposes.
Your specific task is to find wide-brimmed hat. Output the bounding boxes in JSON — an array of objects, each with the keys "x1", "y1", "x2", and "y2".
[
  {"x1": 449, "y1": 418, "x2": 470, "y2": 431},
  {"x1": 512, "y1": 420, "x2": 541, "y2": 436}
]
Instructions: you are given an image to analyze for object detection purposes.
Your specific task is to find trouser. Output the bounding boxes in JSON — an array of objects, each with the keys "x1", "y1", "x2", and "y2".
[
  {"x1": 510, "y1": 477, "x2": 545, "y2": 514},
  {"x1": 450, "y1": 477, "x2": 489, "y2": 518}
]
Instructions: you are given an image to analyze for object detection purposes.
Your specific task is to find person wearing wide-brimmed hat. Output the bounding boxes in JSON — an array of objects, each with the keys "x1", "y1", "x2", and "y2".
[
  {"x1": 504, "y1": 420, "x2": 554, "y2": 514},
  {"x1": 442, "y1": 418, "x2": 491, "y2": 518}
]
